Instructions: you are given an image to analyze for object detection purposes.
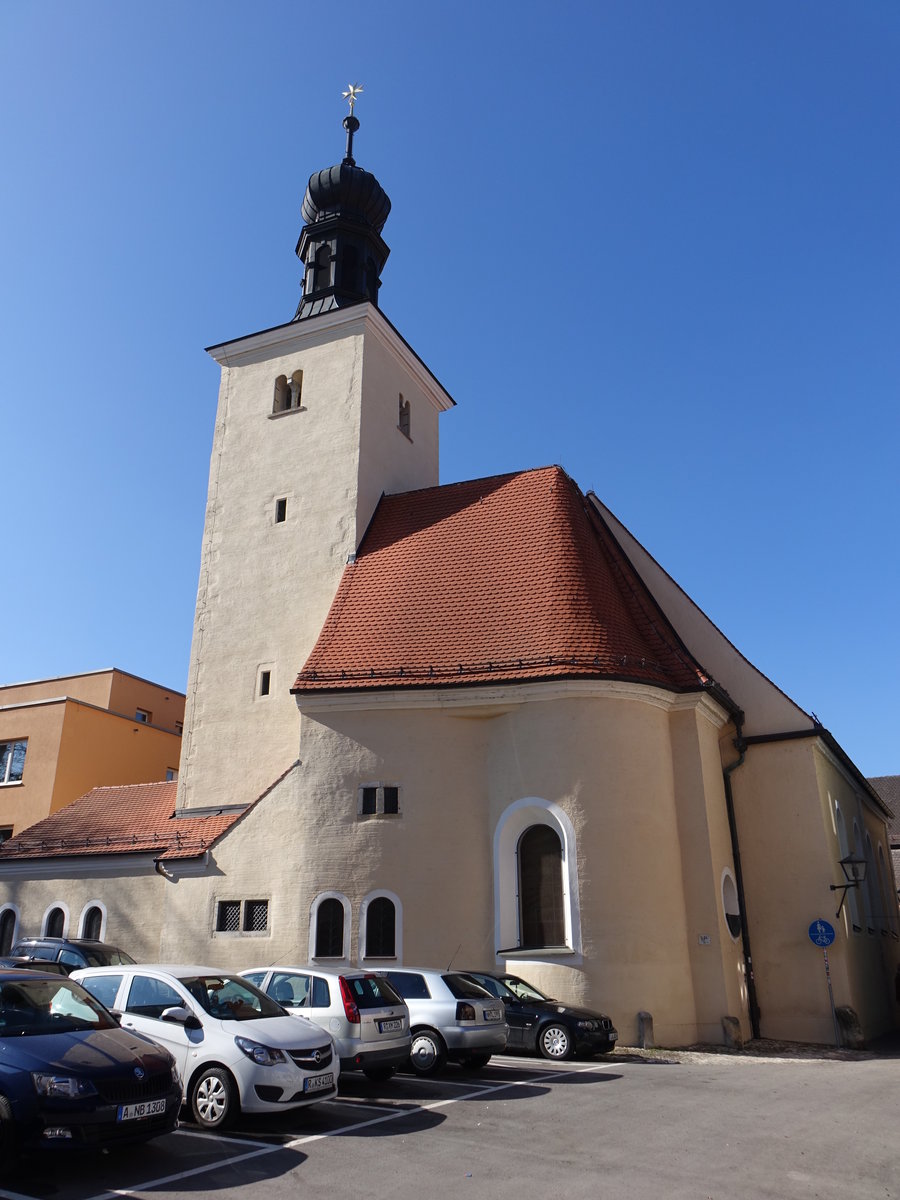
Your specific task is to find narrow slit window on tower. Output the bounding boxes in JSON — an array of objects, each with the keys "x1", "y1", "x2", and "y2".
[
  {"x1": 259, "y1": 670, "x2": 271, "y2": 697},
  {"x1": 398, "y1": 394, "x2": 411, "y2": 438},
  {"x1": 275, "y1": 497, "x2": 287, "y2": 523}
]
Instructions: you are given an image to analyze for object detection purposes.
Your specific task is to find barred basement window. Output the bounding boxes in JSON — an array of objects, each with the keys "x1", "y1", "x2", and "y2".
[
  {"x1": 216, "y1": 901, "x2": 241, "y2": 932},
  {"x1": 244, "y1": 900, "x2": 269, "y2": 932},
  {"x1": 216, "y1": 899, "x2": 268, "y2": 935},
  {"x1": 358, "y1": 784, "x2": 402, "y2": 818}
]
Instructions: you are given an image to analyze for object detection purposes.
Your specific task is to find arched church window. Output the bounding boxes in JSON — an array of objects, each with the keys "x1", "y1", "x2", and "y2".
[
  {"x1": 341, "y1": 244, "x2": 359, "y2": 293},
  {"x1": 398, "y1": 395, "x2": 411, "y2": 438},
  {"x1": 315, "y1": 898, "x2": 345, "y2": 958},
  {"x1": 45, "y1": 906, "x2": 65, "y2": 938},
  {"x1": 0, "y1": 907, "x2": 16, "y2": 954},
  {"x1": 82, "y1": 904, "x2": 103, "y2": 941},
  {"x1": 363, "y1": 896, "x2": 396, "y2": 958},
  {"x1": 518, "y1": 825, "x2": 564, "y2": 949}
]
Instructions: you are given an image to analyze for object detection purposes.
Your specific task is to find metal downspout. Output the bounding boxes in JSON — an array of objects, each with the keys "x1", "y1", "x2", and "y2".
[{"x1": 723, "y1": 722, "x2": 761, "y2": 1039}]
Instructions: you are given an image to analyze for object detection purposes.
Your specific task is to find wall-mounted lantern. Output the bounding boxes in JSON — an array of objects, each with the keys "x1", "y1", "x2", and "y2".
[{"x1": 829, "y1": 853, "x2": 867, "y2": 919}]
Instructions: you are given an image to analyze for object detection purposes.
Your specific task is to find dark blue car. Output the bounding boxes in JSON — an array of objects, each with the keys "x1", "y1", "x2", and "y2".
[{"x1": 0, "y1": 970, "x2": 181, "y2": 1163}]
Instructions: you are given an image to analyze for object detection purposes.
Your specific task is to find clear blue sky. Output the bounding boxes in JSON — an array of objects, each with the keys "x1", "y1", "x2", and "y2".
[{"x1": 1, "y1": 2, "x2": 897, "y2": 775}]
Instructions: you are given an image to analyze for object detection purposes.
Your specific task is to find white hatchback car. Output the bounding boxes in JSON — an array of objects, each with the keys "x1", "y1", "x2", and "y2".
[
  {"x1": 379, "y1": 968, "x2": 508, "y2": 1075},
  {"x1": 72, "y1": 965, "x2": 338, "y2": 1129},
  {"x1": 240, "y1": 966, "x2": 410, "y2": 1081}
]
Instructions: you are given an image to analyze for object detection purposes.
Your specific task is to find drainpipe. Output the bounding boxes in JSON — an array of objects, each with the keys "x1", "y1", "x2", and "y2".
[{"x1": 723, "y1": 718, "x2": 761, "y2": 1040}]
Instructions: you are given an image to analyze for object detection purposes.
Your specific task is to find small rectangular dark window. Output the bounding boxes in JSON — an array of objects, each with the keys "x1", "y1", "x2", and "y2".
[
  {"x1": 243, "y1": 900, "x2": 269, "y2": 932},
  {"x1": 361, "y1": 787, "x2": 378, "y2": 815},
  {"x1": 134, "y1": 709, "x2": 152, "y2": 724},
  {"x1": 383, "y1": 786, "x2": 399, "y2": 814},
  {"x1": 275, "y1": 498, "x2": 287, "y2": 523},
  {"x1": 216, "y1": 901, "x2": 241, "y2": 932},
  {"x1": 0, "y1": 827, "x2": 13, "y2": 844},
  {"x1": 260, "y1": 670, "x2": 271, "y2": 697}
]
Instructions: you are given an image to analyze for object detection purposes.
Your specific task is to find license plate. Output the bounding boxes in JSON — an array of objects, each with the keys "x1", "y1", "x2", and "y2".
[
  {"x1": 304, "y1": 1072, "x2": 334, "y2": 1094},
  {"x1": 379, "y1": 1018, "x2": 402, "y2": 1033},
  {"x1": 117, "y1": 1098, "x2": 167, "y2": 1122},
  {"x1": 484, "y1": 1007, "x2": 502, "y2": 1021}
]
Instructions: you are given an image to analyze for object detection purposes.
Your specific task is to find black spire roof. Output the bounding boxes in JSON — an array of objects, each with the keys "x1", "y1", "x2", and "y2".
[{"x1": 293, "y1": 97, "x2": 391, "y2": 321}]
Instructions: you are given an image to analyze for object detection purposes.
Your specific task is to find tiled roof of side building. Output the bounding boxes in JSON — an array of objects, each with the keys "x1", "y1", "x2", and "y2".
[
  {"x1": 294, "y1": 465, "x2": 710, "y2": 695},
  {"x1": 0, "y1": 781, "x2": 246, "y2": 862}
]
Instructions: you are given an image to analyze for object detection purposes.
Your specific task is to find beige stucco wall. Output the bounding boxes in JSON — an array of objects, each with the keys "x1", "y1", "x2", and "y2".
[
  {"x1": 0, "y1": 864, "x2": 164, "y2": 955},
  {"x1": 731, "y1": 737, "x2": 899, "y2": 1042},
  {"x1": 159, "y1": 681, "x2": 749, "y2": 1046},
  {"x1": 178, "y1": 306, "x2": 451, "y2": 816},
  {"x1": 0, "y1": 702, "x2": 66, "y2": 836}
]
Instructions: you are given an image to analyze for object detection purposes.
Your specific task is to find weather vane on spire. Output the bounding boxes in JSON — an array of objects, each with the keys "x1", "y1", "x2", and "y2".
[{"x1": 342, "y1": 83, "x2": 363, "y2": 115}]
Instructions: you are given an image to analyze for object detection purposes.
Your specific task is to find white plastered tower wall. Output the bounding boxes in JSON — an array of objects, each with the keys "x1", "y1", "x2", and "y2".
[{"x1": 176, "y1": 303, "x2": 452, "y2": 814}]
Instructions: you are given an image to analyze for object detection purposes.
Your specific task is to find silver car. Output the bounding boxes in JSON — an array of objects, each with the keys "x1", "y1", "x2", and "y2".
[
  {"x1": 380, "y1": 968, "x2": 508, "y2": 1076},
  {"x1": 240, "y1": 966, "x2": 410, "y2": 1081}
]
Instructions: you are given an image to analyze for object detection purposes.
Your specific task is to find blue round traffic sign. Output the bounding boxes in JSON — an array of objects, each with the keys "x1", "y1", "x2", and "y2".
[{"x1": 808, "y1": 919, "x2": 835, "y2": 947}]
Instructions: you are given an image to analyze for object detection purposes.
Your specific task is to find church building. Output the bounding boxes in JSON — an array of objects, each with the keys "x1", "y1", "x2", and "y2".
[{"x1": 1, "y1": 101, "x2": 896, "y2": 1048}]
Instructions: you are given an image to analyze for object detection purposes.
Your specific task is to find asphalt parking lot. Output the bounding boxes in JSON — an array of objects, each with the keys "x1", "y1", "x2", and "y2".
[{"x1": 3, "y1": 1050, "x2": 899, "y2": 1200}]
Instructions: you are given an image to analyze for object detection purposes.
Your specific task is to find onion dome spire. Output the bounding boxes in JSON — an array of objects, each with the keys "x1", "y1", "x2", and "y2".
[{"x1": 293, "y1": 85, "x2": 392, "y2": 321}]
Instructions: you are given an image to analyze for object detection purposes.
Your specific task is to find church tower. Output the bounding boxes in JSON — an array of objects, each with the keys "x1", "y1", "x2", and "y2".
[{"x1": 177, "y1": 93, "x2": 454, "y2": 813}]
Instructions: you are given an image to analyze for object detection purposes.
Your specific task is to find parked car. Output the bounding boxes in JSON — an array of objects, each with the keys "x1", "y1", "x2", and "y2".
[
  {"x1": 72, "y1": 965, "x2": 338, "y2": 1130},
  {"x1": 239, "y1": 966, "x2": 410, "y2": 1082},
  {"x1": 461, "y1": 970, "x2": 618, "y2": 1060},
  {"x1": 0, "y1": 968, "x2": 181, "y2": 1162},
  {"x1": 11, "y1": 938, "x2": 135, "y2": 974},
  {"x1": 0, "y1": 957, "x2": 69, "y2": 976},
  {"x1": 378, "y1": 968, "x2": 507, "y2": 1076}
]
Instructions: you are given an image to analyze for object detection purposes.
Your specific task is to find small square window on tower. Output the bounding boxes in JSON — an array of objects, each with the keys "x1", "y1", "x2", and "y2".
[{"x1": 358, "y1": 784, "x2": 402, "y2": 818}]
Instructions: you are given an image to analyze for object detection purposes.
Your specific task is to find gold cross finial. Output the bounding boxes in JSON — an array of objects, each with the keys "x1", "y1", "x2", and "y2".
[{"x1": 342, "y1": 83, "x2": 363, "y2": 115}]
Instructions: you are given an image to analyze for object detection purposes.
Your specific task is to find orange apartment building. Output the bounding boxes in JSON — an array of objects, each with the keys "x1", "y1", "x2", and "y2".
[{"x1": 0, "y1": 669, "x2": 184, "y2": 841}]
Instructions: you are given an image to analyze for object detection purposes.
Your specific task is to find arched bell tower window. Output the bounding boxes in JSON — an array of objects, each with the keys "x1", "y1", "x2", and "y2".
[
  {"x1": 518, "y1": 825, "x2": 565, "y2": 949},
  {"x1": 81, "y1": 903, "x2": 104, "y2": 941},
  {"x1": 314, "y1": 243, "x2": 333, "y2": 292}
]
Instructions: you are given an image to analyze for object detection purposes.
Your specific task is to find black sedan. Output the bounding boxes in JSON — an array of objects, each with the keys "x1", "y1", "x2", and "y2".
[
  {"x1": 461, "y1": 970, "x2": 617, "y2": 1061},
  {"x1": 0, "y1": 969, "x2": 181, "y2": 1164}
]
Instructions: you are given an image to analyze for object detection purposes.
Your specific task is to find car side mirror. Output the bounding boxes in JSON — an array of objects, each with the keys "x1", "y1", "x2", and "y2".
[
  {"x1": 109, "y1": 1008, "x2": 123, "y2": 1024},
  {"x1": 161, "y1": 1005, "x2": 202, "y2": 1030}
]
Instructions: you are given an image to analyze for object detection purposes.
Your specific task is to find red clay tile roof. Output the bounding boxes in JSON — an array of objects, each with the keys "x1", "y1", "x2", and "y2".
[
  {"x1": 293, "y1": 466, "x2": 709, "y2": 695},
  {"x1": 0, "y1": 781, "x2": 245, "y2": 862}
]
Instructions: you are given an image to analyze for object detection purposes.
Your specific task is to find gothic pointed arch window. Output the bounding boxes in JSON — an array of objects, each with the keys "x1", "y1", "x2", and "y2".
[{"x1": 518, "y1": 825, "x2": 565, "y2": 949}]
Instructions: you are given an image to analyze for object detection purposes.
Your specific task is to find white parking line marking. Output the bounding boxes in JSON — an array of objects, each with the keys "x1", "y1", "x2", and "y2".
[{"x1": 11, "y1": 1062, "x2": 612, "y2": 1200}]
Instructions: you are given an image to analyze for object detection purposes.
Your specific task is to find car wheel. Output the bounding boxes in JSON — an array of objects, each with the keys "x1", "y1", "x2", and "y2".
[
  {"x1": 362, "y1": 1066, "x2": 395, "y2": 1083},
  {"x1": 190, "y1": 1066, "x2": 237, "y2": 1129},
  {"x1": 0, "y1": 1095, "x2": 19, "y2": 1172},
  {"x1": 538, "y1": 1023, "x2": 574, "y2": 1060},
  {"x1": 460, "y1": 1053, "x2": 491, "y2": 1070},
  {"x1": 409, "y1": 1028, "x2": 447, "y2": 1076}
]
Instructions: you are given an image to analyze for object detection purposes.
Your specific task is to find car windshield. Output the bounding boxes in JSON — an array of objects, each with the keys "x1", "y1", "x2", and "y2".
[
  {"x1": 464, "y1": 973, "x2": 520, "y2": 1001},
  {"x1": 84, "y1": 948, "x2": 136, "y2": 967},
  {"x1": 0, "y1": 977, "x2": 118, "y2": 1036},
  {"x1": 182, "y1": 974, "x2": 284, "y2": 1021},
  {"x1": 498, "y1": 975, "x2": 551, "y2": 1002}
]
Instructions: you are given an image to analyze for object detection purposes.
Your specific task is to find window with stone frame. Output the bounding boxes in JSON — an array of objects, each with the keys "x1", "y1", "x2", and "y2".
[
  {"x1": 517, "y1": 825, "x2": 565, "y2": 949},
  {"x1": 215, "y1": 898, "x2": 269, "y2": 935}
]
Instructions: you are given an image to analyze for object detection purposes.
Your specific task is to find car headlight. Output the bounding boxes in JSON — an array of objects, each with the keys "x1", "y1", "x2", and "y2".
[
  {"x1": 234, "y1": 1036, "x2": 286, "y2": 1066},
  {"x1": 576, "y1": 1020, "x2": 597, "y2": 1030},
  {"x1": 32, "y1": 1073, "x2": 98, "y2": 1098}
]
